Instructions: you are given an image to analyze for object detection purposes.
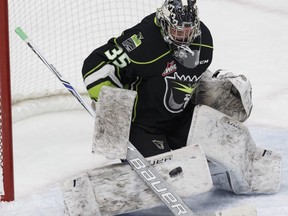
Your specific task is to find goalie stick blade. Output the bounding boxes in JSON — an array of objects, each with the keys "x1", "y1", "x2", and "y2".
[{"x1": 197, "y1": 205, "x2": 257, "y2": 216}]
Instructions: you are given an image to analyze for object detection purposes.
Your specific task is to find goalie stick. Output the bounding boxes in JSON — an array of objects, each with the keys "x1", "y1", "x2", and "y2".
[{"x1": 15, "y1": 27, "x2": 257, "y2": 216}]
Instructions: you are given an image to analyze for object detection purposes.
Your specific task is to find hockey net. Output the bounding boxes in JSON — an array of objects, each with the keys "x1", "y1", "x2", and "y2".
[{"x1": 1, "y1": 0, "x2": 163, "y2": 201}]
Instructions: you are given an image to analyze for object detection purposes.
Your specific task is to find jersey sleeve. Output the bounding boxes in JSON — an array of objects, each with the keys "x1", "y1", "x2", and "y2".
[{"x1": 82, "y1": 38, "x2": 131, "y2": 101}]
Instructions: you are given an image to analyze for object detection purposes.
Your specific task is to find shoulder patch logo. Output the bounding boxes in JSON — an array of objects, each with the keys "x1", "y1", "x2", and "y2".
[{"x1": 122, "y1": 32, "x2": 144, "y2": 52}]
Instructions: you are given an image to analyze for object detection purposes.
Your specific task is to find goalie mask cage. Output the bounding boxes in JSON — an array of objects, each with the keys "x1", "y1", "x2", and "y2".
[{"x1": 0, "y1": 0, "x2": 163, "y2": 201}]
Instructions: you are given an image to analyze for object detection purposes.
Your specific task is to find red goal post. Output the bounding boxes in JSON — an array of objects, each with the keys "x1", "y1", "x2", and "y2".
[{"x1": 0, "y1": 0, "x2": 15, "y2": 202}]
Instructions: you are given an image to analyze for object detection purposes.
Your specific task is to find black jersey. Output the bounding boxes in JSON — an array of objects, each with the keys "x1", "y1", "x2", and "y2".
[{"x1": 82, "y1": 13, "x2": 213, "y2": 131}]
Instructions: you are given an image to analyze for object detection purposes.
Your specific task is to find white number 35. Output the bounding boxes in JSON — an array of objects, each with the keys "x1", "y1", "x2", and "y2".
[{"x1": 104, "y1": 46, "x2": 130, "y2": 68}]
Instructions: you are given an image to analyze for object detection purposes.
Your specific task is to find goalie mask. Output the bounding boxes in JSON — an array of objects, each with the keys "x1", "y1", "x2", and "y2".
[{"x1": 156, "y1": 0, "x2": 201, "y2": 68}]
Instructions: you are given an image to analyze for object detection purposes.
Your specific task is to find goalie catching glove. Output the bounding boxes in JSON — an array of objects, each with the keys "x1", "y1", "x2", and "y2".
[{"x1": 192, "y1": 69, "x2": 253, "y2": 122}]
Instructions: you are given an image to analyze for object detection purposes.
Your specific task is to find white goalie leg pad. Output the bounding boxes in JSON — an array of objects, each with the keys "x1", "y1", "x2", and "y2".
[
  {"x1": 187, "y1": 105, "x2": 282, "y2": 194},
  {"x1": 93, "y1": 86, "x2": 137, "y2": 159},
  {"x1": 61, "y1": 173, "x2": 101, "y2": 216},
  {"x1": 208, "y1": 147, "x2": 281, "y2": 195},
  {"x1": 250, "y1": 147, "x2": 282, "y2": 193},
  {"x1": 61, "y1": 145, "x2": 212, "y2": 216}
]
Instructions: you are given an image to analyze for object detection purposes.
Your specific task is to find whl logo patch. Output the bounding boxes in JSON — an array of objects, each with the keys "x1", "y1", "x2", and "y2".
[
  {"x1": 164, "y1": 72, "x2": 200, "y2": 113},
  {"x1": 162, "y1": 61, "x2": 177, "y2": 77}
]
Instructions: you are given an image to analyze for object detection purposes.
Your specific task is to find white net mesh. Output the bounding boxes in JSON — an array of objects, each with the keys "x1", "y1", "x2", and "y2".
[{"x1": 8, "y1": 0, "x2": 164, "y2": 121}]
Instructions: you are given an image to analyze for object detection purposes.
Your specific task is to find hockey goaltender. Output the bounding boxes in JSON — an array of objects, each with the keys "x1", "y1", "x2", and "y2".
[{"x1": 61, "y1": 0, "x2": 282, "y2": 215}]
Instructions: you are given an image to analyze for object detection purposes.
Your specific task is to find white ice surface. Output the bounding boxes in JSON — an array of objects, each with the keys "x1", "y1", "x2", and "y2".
[{"x1": 1, "y1": 0, "x2": 288, "y2": 215}]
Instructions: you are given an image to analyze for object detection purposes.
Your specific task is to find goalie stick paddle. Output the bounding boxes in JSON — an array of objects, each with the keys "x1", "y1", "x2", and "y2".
[
  {"x1": 126, "y1": 142, "x2": 195, "y2": 215},
  {"x1": 15, "y1": 27, "x2": 196, "y2": 216},
  {"x1": 15, "y1": 27, "x2": 257, "y2": 216}
]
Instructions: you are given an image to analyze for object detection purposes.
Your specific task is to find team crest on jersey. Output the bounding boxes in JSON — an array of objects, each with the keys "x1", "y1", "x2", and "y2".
[
  {"x1": 122, "y1": 32, "x2": 144, "y2": 52},
  {"x1": 164, "y1": 72, "x2": 200, "y2": 113},
  {"x1": 162, "y1": 61, "x2": 177, "y2": 76}
]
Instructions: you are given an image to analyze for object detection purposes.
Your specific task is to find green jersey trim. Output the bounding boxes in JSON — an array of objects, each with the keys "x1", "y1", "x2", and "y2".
[
  {"x1": 130, "y1": 50, "x2": 172, "y2": 65},
  {"x1": 114, "y1": 40, "x2": 213, "y2": 66},
  {"x1": 132, "y1": 77, "x2": 142, "y2": 122},
  {"x1": 192, "y1": 42, "x2": 213, "y2": 49},
  {"x1": 88, "y1": 81, "x2": 116, "y2": 101}
]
